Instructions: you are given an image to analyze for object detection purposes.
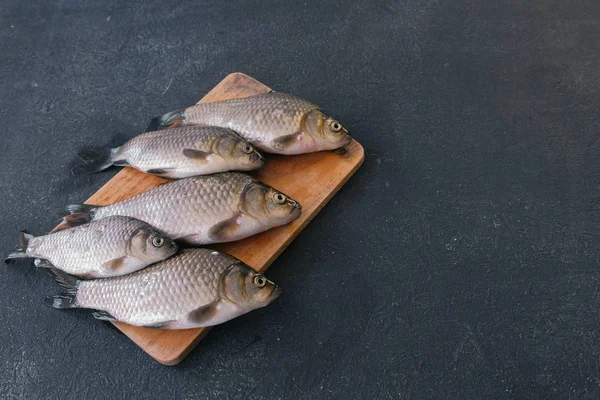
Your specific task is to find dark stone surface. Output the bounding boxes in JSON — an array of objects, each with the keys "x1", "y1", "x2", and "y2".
[{"x1": 1, "y1": 0, "x2": 600, "y2": 398}]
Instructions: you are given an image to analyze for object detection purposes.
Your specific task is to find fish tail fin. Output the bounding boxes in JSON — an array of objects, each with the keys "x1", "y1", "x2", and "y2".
[
  {"x1": 45, "y1": 269, "x2": 79, "y2": 309},
  {"x1": 4, "y1": 231, "x2": 34, "y2": 262},
  {"x1": 44, "y1": 295, "x2": 77, "y2": 309},
  {"x1": 72, "y1": 148, "x2": 117, "y2": 175},
  {"x1": 49, "y1": 268, "x2": 79, "y2": 292},
  {"x1": 147, "y1": 109, "x2": 185, "y2": 131},
  {"x1": 62, "y1": 204, "x2": 97, "y2": 227}
]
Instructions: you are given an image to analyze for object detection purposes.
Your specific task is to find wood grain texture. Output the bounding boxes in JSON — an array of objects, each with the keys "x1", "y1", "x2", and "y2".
[{"x1": 65, "y1": 73, "x2": 364, "y2": 365}]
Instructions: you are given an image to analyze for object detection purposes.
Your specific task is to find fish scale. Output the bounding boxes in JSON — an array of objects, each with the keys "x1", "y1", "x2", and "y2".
[
  {"x1": 92, "y1": 173, "x2": 248, "y2": 244},
  {"x1": 76, "y1": 125, "x2": 263, "y2": 179},
  {"x1": 76, "y1": 249, "x2": 232, "y2": 325},
  {"x1": 183, "y1": 92, "x2": 319, "y2": 147},
  {"x1": 154, "y1": 91, "x2": 352, "y2": 155},
  {"x1": 48, "y1": 248, "x2": 281, "y2": 329},
  {"x1": 11, "y1": 216, "x2": 176, "y2": 278},
  {"x1": 65, "y1": 171, "x2": 301, "y2": 245},
  {"x1": 116, "y1": 126, "x2": 229, "y2": 166}
]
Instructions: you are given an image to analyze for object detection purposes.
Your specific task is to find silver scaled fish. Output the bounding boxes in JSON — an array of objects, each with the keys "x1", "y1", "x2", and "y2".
[
  {"x1": 63, "y1": 172, "x2": 301, "y2": 245},
  {"x1": 150, "y1": 92, "x2": 352, "y2": 155},
  {"x1": 74, "y1": 126, "x2": 264, "y2": 179},
  {"x1": 5, "y1": 216, "x2": 177, "y2": 278},
  {"x1": 46, "y1": 248, "x2": 281, "y2": 329}
]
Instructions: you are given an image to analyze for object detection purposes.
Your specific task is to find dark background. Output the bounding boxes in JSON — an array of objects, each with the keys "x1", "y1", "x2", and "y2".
[{"x1": 1, "y1": 0, "x2": 600, "y2": 398}]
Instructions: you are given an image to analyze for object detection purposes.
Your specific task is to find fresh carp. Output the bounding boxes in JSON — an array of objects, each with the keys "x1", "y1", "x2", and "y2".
[
  {"x1": 63, "y1": 172, "x2": 301, "y2": 245},
  {"x1": 150, "y1": 92, "x2": 352, "y2": 155},
  {"x1": 74, "y1": 126, "x2": 264, "y2": 179},
  {"x1": 46, "y1": 248, "x2": 281, "y2": 329},
  {"x1": 5, "y1": 216, "x2": 177, "y2": 278}
]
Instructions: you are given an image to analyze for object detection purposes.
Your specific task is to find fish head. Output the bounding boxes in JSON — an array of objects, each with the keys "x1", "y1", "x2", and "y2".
[
  {"x1": 233, "y1": 138, "x2": 265, "y2": 170},
  {"x1": 241, "y1": 182, "x2": 302, "y2": 228},
  {"x1": 215, "y1": 135, "x2": 265, "y2": 170},
  {"x1": 303, "y1": 110, "x2": 352, "y2": 151},
  {"x1": 222, "y1": 263, "x2": 281, "y2": 310},
  {"x1": 129, "y1": 227, "x2": 178, "y2": 263}
]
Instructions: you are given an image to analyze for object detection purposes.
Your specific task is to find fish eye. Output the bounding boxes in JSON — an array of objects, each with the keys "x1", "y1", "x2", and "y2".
[
  {"x1": 273, "y1": 192, "x2": 287, "y2": 204},
  {"x1": 329, "y1": 121, "x2": 342, "y2": 132},
  {"x1": 242, "y1": 143, "x2": 254, "y2": 154},
  {"x1": 254, "y1": 275, "x2": 267, "y2": 288},
  {"x1": 152, "y1": 236, "x2": 165, "y2": 247}
]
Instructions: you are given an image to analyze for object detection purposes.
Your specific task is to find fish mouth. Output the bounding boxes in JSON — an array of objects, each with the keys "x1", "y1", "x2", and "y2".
[
  {"x1": 341, "y1": 134, "x2": 353, "y2": 146},
  {"x1": 250, "y1": 152, "x2": 265, "y2": 164},
  {"x1": 289, "y1": 200, "x2": 302, "y2": 215},
  {"x1": 269, "y1": 285, "x2": 282, "y2": 299}
]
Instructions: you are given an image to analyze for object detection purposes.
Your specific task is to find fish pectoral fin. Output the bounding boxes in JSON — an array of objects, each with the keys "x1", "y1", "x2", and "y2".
[
  {"x1": 102, "y1": 256, "x2": 128, "y2": 272},
  {"x1": 272, "y1": 132, "x2": 302, "y2": 150},
  {"x1": 143, "y1": 320, "x2": 176, "y2": 329},
  {"x1": 91, "y1": 310, "x2": 116, "y2": 322},
  {"x1": 182, "y1": 148, "x2": 210, "y2": 162},
  {"x1": 188, "y1": 302, "x2": 220, "y2": 326},
  {"x1": 208, "y1": 215, "x2": 241, "y2": 242}
]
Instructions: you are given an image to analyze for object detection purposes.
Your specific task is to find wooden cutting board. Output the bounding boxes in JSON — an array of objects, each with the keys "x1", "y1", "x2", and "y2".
[{"x1": 63, "y1": 72, "x2": 364, "y2": 365}]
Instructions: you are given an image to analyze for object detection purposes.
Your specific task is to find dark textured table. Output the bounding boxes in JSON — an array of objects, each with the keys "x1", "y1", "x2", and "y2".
[{"x1": 1, "y1": 1, "x2": 599, "y2": 399}]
